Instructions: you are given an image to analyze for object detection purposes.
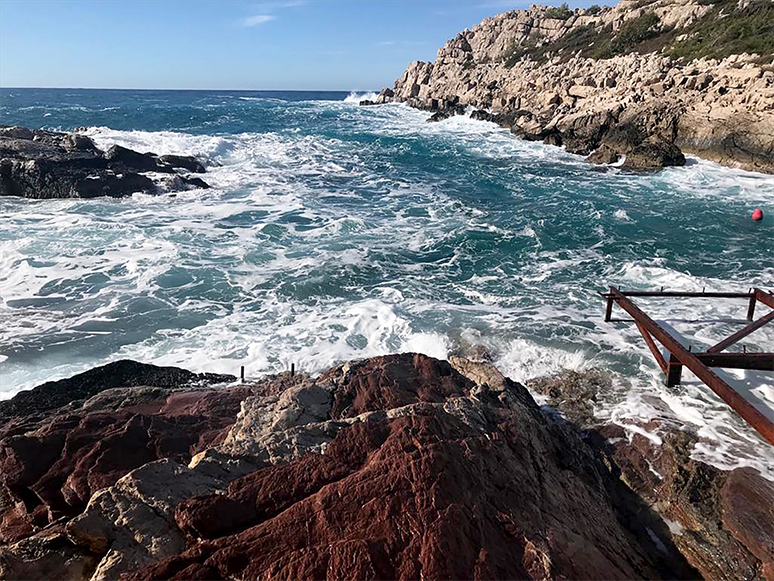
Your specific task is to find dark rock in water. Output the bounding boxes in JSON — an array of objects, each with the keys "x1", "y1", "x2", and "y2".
[
  {"x1": 621, "y1": 138, "x2": 686, "y2": 170},
  {"x1": 427, "y1": 104, "x2": 466, "y2": 122},
  {"x1": 358, "y1": 99, "x2": 377, "y2": 106},
  {"x1": 380, "y1": 88, "x2": 394, "y2": 97},
  {"x1": 74, "y1": 171, "x2": 157, "y2": 198},
  {"x1": 0, "y1": 360, "x2": 234, "y2": 423},
  {"x1": 104, "y1": 145, "x2": 169, "y2": 173},
  {"x1": 471, "y1": 109, "x2": 496, "y2": 122},
  {"x1": 0, "y1": 125, "x2": 210, "y2": 199},
  {"x1": 543, "y1": 133, "x2": 563, "y2": 147},
  {"x1": 587, "y1": 144, "x2": 621, "y2": 164},
  {"x1": 159, "y1": 154, "x2": 205, "y2": 174},
  {"x1": 527, "y1": 368, "x2": 609, "y2": 427},
  {"x1": 179, "y1": 175, "x2": 210, "y2": 189}
]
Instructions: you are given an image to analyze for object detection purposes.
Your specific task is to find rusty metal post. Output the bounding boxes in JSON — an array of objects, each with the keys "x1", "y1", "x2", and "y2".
[
  {"x1": 665, "y1": 354, "x2": 683, "y2": 387},
  {"x1": 747, "y1": 295, "x2": 757, "y2": 321},
  {"x1": 605, "y1": 296, "x2": 614, "y2": 322}
]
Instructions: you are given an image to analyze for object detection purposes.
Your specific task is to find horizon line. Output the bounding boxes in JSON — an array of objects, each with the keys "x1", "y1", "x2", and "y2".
[{"x1": 0, "y1": 86, "x2": 382, "y2": 93}]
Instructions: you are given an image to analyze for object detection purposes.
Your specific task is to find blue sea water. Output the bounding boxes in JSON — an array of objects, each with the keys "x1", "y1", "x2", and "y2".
[{"x1": 1, "y1": 88, "x2": 773, "y2": 475}]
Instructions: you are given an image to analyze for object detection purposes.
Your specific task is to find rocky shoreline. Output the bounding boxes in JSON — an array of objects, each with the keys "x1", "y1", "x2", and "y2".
[
  {"x1": 1, "y1": 354, "x2": 772, "y2": 580},
  {"x1": 0, "y1": 125, "x2": 210, "y2": 199},
  {"x1": 370, "y1": 0, "x2": 774, "y2": 173}
]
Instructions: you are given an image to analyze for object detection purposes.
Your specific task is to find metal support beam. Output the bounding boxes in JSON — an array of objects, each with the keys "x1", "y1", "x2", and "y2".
[
  {"x1": 707, "y1": 309, "x2": 774, "y2": 353},
  {"x1": 605, "y1": 297, "x2": 614, "y2": 322},
  {"x1": 600, "y1": 291, "x2": 754, "y2": 299},
  {"x1": 747, "y1": 295, "x2": 757, "y2": 321},
  {"x1": 756, "y1": 288, "x2": 774, "y2": 310},
  {"x1": 634, "y1": 320, "x2": 667, "y2": 373},
  {"x1": 607, "y1": 287, "x2": 774, "y2": 446},
  {"x1": 666, "y1": 354, "x2": 683, "y2": 387},
  {"x1": 695, "y1": 352, "x2": 774, "y2": 371}
]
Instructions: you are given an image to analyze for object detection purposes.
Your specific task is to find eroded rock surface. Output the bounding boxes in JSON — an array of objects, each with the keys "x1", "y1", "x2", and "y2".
[
  {"x1": 1, "y1": 355, "x2": 771, "y2": 580},
  {"x1": 0, "y1": 126, "x2": 211, "y2": 199},
  {"x1": 374, "y1": 0, "x2": 774, "y2": 173}
]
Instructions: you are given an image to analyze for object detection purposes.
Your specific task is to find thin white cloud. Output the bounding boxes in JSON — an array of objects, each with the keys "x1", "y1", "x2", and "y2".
[
  {"x1": 238, "y1": 0, "x2": 306, "y2": 27},
  {"x1": 240, "y1": 14, "x2": 276, "y2": 27},
  {"x1": 255, "y1": 0, "x2": 306, "y2": 9}
]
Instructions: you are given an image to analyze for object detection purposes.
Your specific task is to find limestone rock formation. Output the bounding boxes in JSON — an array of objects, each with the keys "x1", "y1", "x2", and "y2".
[
  {"x1": 377, "y1": 0, "x2": 774, "y2": 173},
  {"x1": 0, "y1": 126, "x2": 211, "y2": 199}
]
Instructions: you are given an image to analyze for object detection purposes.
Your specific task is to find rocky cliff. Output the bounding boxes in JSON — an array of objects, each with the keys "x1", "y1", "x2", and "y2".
[
  {"x1": 377, "y1": 0, "x2": 774, "y2": 172},
  {"x1": 1, "y1": 354, "x2": 773, "y2": 580}
]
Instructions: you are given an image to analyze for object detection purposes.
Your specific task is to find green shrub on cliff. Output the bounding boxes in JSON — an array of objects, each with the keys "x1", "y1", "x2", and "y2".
[
  {"x1": 668, "y1": 0, "x2": 774, "y2": 62},
  {"x1": 500, "y1": 0, "x2": 773, "y2": 67},
  {"x1": 545, "y1": 3, "x2": 574, "y2": 20},
  {"x1": 593, "y1": 11, "x2": 661, "y2": 57}
]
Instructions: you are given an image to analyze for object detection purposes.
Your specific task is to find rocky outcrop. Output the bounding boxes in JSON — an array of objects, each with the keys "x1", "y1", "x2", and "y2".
[
  {"x1": 1, "y1": 355, "x2": 772, "y2": 580},
  {"x1": 377, "y1": 0, "x2": 774, "y2": 173},
  {"x1": 0, "y1": 126, "x2": 211, "y2": 199},
  {"x1": 530, "y1": 368, "x2": 774, "y2": 581}
]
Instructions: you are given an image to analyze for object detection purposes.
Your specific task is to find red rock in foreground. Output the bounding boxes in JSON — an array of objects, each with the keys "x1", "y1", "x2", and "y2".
[{"x1": 1, "y1": 354, "x2": 771, "y2": 580}]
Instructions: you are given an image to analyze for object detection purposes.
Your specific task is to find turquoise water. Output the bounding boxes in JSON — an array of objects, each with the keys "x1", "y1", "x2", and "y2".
[{"x1": 1, "y1": 88, "x2": 773, "y2": 475}]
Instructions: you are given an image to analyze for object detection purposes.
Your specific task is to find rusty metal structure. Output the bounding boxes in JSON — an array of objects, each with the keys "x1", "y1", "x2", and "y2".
[{"x1": 601, "y1": 286, "x2": 774, "y2": 446}]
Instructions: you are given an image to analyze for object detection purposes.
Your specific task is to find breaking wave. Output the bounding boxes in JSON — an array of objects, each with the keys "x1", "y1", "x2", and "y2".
[{"x1": 2, "y1": 90, "x2": 774, "y2": 478}]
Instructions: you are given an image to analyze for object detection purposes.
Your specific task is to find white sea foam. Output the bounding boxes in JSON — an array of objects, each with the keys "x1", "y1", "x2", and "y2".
[
  {"x1": 3, "y1": 101, "x2": 774, "y2": 480},
  {"x1": 343, "y1": 91, "x2": 380, "y2": 103}
]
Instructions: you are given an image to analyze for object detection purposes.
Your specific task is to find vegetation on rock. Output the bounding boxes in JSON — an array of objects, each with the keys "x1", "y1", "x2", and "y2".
[
  {"x1": 669, "y1": 0, "x2": 774, "y2": 62},
  {"x1": 594, "y1": 11, "x2": 661, "y2": 58},
  {"x1": 503, "y1": 0, "x2": 774, "y2": 65},
  {"x1": 545, "y1": 2, "x2": 575, "y2": 19}
]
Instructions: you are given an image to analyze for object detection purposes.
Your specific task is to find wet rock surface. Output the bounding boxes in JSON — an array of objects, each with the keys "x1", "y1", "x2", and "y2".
[
  {"x1": 0, "y1": 126, "x2": 211, "y2": 199},
  {"x1": 0, "y1": 355, "x2": 771, "y2": 580},
  {"x1": 534, "y1": 368, "x2": 774, "y2": 581}
]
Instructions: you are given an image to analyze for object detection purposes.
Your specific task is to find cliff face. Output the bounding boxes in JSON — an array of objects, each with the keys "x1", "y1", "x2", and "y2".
[
  {"x1": 381, "y1": 0, "x2": 774, "y2": 173},
  {"x1": 1, "y1": 355, "x2": 773, "y2": 580}
]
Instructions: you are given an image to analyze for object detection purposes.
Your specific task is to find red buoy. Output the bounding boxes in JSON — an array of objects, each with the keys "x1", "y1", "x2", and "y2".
[{"x1": 752, "y1": 208, "x2": 764, "y2": 222}]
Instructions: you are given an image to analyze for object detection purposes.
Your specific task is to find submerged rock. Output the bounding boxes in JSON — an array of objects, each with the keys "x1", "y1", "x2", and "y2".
[
  {"x1": 0, "y1": 126, "x2": 210, "y2": 199},
  {"x1": 587, "y1": 144, "x2": 621, "y2": 165},
  {"x1": 427, "y1": 103, "x2": 467, "y2": 122},
  {"x1": 621, "y1": 138, "x2": 686, "y2": 170}
]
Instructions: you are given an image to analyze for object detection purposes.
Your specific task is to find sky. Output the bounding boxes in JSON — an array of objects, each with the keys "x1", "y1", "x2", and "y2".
[{"x1": 0, "y1": 0, "x2": 596, "y2": 91}]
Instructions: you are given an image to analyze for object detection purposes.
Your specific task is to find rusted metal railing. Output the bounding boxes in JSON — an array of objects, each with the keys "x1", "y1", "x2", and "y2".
[{"x1": 601, "y1": 286, "x2": 774, "y2": 446}]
